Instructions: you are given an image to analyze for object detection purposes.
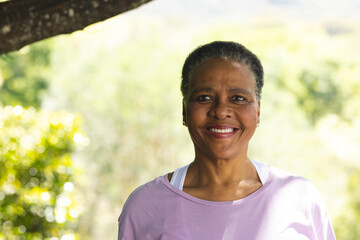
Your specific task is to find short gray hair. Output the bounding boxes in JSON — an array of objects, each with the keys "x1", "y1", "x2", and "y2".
[{"x1": 181, "y1": 41, "x2": 264, "y2": 100}]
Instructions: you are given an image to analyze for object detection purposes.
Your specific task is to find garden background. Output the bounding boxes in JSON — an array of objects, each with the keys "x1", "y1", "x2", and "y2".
[{"x1": 1, "y1": 0, "x2": 360, "y2": 239}]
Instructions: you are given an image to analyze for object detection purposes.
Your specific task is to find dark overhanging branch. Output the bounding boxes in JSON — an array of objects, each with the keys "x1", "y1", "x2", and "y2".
[{"x1": 0, "y1": 0, "x2": 153, "y2": 54}]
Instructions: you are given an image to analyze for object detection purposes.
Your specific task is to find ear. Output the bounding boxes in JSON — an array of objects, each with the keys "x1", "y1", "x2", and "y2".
[
  {"x1": 182, "y1": 100, "x2": 187, "y2": 126},
  {"x1": 257, "y1": 100, "x2": 261, "y2": 123}
]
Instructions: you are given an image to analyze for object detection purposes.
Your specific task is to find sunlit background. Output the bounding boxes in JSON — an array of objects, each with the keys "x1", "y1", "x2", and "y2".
[{"x1": 1, "y1": 0, "x2": 360, "y2": 239}]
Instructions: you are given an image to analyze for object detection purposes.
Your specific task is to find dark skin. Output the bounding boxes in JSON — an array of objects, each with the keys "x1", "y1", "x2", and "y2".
[{"x1": 169, "y1": 58, "x2": 262, "y2": 201}]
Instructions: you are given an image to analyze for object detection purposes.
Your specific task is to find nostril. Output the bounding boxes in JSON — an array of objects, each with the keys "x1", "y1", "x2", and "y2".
[
  {"x1": 211, "y1": 103, "x2": 231, "y2": 120},
  {"x1": 213, "y1": 109, "x2": 231, "y2": 120}
]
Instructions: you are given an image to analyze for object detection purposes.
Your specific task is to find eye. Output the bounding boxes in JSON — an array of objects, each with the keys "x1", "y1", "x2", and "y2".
[
  {"x1": 196, "y1": 95, "x2": 213, "y2": 103},
  {"x1": 230, "y1": 95, "x2": 247, "y2": 103}
]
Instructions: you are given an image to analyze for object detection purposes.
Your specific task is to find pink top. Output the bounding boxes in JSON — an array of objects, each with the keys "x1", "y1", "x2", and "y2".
[{"x1": 118, "y1": 164, "x2": 335, "y2": 240}]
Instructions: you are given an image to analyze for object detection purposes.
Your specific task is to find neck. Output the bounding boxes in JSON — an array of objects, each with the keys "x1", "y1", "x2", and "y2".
[{"x1": 187, "y1": 151, "x2": 258, "y2": 188}]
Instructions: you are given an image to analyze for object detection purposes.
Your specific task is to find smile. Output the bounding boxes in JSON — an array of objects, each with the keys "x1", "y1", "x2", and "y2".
[
  {"x1": 205, "y1": 125, "x2": 239, "y2": 139},
  {"x1": 208, "y1": 128, "x2": 236, "y2": 133}
]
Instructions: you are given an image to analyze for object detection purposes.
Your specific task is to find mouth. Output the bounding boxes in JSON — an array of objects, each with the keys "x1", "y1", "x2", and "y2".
[
  {"x1": 208, "y1": 128, "x2": 237, "y2": 133},
  {"x1": 205, "y1": 125, "x2": 239, "y2": 138}
]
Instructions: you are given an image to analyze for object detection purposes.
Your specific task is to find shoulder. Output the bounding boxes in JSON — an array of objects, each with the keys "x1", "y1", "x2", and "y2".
[
  {"x1": 267, "y1": 164, "x2": 325, "y2": 204},
  {"x1": 263, "y1": 164, "x2": 336, "y2": 239},
  {"x1": 118, "y1": 175, "x2": 168, "y2": 239},
  {"x1": 268, "y1": 166, "x2": 334, "y2": 217},
  {"x1": 269, "y1": 164, "x2": 313, "y2": 187},
  {"x1": 120, "y1": 175, "x2": 167, "y2": 214},
  {"x1": 118, "y1": 174, "x2": 180, "y2": 225},
  {"x1": 269, "y1": 165, "x2": 335, "y2": 238}
]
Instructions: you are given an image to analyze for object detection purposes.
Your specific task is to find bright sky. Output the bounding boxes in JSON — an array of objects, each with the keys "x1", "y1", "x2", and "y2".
[{"x1": 131, "y1": 0, "x2": 360, "y2": 23}]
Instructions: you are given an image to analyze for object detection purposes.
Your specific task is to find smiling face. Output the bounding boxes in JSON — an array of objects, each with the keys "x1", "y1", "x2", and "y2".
[{"x1": 183, "y1": 58, "x2": 260, "y2": 161}]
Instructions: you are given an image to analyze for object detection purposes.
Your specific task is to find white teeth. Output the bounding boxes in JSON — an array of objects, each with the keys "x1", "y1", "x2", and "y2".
[{"x1": 209, "y1": 128, "x2": 234, "y2": 133}]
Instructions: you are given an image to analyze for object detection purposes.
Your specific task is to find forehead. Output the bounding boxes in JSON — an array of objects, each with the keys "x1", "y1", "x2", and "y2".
[{"x1": 189, "y1": 58, "x2": 256, "y2": 90}]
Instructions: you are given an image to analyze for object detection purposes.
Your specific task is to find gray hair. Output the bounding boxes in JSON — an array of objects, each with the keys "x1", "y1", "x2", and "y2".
[{"x1": 181, "y1": 41, "x2": 264, "y2": 100}]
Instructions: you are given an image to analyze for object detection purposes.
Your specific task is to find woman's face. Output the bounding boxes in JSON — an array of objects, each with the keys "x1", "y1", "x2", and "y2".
[{"x1": 183, "y1": 58, "x2": 260, "y2": 161}]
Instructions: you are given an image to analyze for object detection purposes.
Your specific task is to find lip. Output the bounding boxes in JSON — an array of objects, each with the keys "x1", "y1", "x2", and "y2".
[{"x1": 205, "y1": 124, "x2": 239, "y2": 139}]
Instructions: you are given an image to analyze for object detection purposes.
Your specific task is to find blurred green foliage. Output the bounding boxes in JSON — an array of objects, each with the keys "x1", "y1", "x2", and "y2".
[
  {"x1": 292, "y1": 62, "x2": 344, "y2": 125},
  {"x1": 0, "y1": 106, "x2": 83, "y2": 240},
  {"x1": 335, "y1": 169, "x2": 360, "y2": 240},
  {"x1": 0, "y1": 41, "x2": 52, "y2": 108}
]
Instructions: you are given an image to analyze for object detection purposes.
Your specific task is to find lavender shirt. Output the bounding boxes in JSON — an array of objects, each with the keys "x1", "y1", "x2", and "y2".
[{"x1": 118, "y1": 164, "x2": 335, "y2": 240}]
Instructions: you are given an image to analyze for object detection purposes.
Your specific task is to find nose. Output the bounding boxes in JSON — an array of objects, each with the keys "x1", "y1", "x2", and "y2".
[{"x1": 209, "y1": 100, "x2": 231, "y2": 120}]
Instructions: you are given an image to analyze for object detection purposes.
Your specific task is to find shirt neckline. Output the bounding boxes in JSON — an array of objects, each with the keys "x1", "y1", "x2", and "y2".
[{"x1": 161, "y1": 165, "x2": 274, "y2": 207}]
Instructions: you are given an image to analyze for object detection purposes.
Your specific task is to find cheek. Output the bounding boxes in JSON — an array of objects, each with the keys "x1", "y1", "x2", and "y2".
[
  {"x1": 186, "y1": 104, "x2": 208, "y2": 123},
  {"x1": 235, "y1": 105, "x2": 259, "y2": 126}
]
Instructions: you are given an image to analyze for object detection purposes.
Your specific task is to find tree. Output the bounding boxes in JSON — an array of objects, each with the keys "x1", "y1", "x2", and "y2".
[
  {"x1": 0, "y1": 106, "x2": 86, "y2": 240},
  {"x1": 335, "y1": 168, "x2": 360, "y2": 240},
  {"x1": 294, "y1": 61, "x2": 344, "y2": 125},
  {"x1": 0, "y1": 0, "x2": 153, "y2": 54},
  {"x1": 0, "y1": 41, "x2": 52, "y2": 108}
]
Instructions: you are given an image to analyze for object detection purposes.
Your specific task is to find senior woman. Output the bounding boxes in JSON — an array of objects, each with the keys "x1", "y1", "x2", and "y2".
[{"x1": 118, "y1": 41, "x2": 335, "y2": 239}]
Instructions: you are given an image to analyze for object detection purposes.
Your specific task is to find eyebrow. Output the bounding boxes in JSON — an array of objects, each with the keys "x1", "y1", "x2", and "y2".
[
  {"x1": 191, "y1": 87, "x2": 252, "y2": 96},
  {"x1": 191, "y1": 87, "x2": 214, "y2": 93},
  {"x1": 228, "y1": 88, "x2": 252, "y2": 96}
]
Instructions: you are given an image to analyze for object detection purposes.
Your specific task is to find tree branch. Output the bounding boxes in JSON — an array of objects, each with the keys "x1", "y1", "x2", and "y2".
[{"x1": 0, "y1": 0, "x2": 153, "y2": 54}]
